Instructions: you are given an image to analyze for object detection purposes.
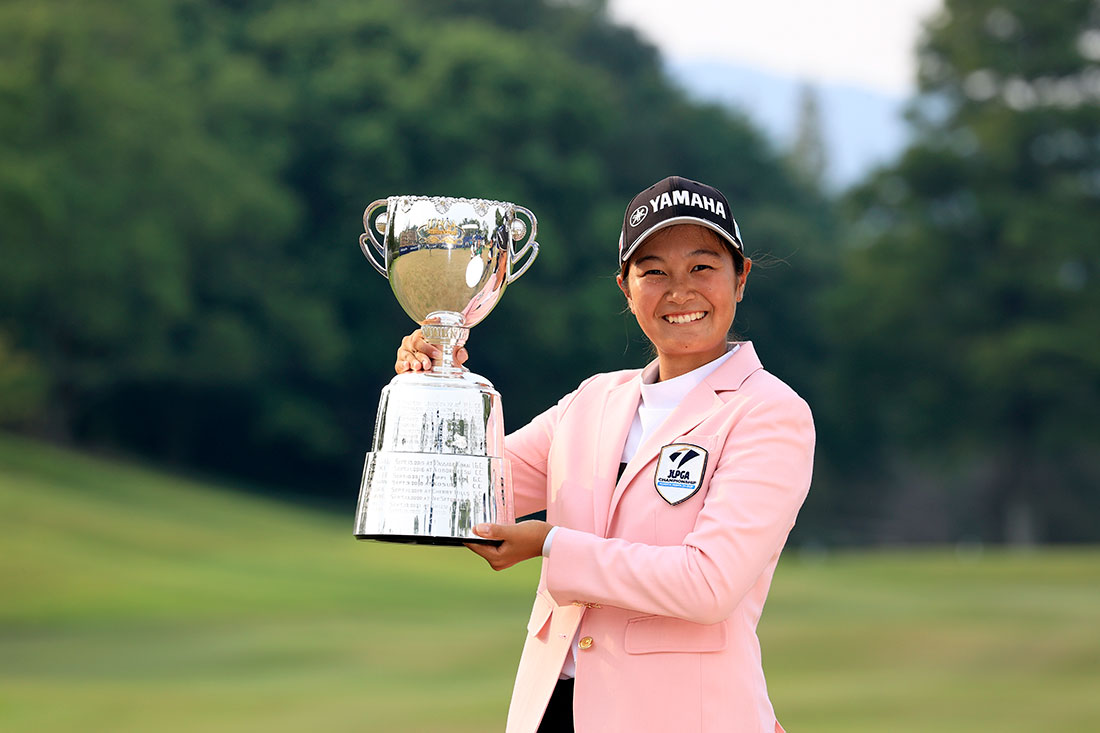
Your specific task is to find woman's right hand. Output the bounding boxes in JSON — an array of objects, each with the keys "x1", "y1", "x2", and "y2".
[{"x1": 396, "y1": 329, "x2": 469, "y2": 374}]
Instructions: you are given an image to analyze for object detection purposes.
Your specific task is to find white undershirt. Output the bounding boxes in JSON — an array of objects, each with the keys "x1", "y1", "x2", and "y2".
[
  {"x1": 542, "y1": 344, "x2": 740, "y2": 679},
  {"x1": 622, "y1": 344, "x2": 739, "y2": 462}
]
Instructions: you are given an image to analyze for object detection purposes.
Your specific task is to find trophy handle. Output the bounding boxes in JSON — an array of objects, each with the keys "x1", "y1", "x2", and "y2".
[
  {"x1": 359, "y1": 199, "x2": 389, "y2": 277},
  {"x1": 508, "y1": 205, "x2": 540, "y2": 284}
]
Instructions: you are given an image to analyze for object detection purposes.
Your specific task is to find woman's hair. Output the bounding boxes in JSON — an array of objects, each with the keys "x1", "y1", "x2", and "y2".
[{"x1": 619, "y1": 228, "x2": 747, "y2": 281}]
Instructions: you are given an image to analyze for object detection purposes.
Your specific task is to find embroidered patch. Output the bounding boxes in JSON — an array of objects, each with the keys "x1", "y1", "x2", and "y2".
[{"x1": 654, "y1": 443, "x2": 709, "y2": 505}]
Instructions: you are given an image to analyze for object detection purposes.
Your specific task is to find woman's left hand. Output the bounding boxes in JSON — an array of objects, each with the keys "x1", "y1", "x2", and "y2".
[{"x1": 465, "y1": 521, "x2": 552, "y2": 571}]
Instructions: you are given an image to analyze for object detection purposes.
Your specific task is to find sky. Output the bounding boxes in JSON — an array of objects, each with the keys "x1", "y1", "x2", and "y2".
[{"x1": 606, "y1": 0, "x2": 944, "y2": 96}]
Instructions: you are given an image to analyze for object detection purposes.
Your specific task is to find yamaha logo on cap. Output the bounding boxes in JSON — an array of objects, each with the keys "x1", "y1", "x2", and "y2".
[{"x1": 619, "y1": 176, "x2": 744, "y2": 266}]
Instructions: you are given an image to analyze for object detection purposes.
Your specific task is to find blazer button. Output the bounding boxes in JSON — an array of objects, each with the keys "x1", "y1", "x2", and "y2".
[{"x1": 578, "y1": 636, "x2": 594, "y2": 650}]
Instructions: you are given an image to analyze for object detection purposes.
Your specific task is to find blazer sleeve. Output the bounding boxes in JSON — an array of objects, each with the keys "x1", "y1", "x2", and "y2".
[
  {"x1": 543, "y1": 391, "x2": 815, "y2": 625},
  {"x1": 505, "y1": 374, "x2": 600, "y2": 519}
]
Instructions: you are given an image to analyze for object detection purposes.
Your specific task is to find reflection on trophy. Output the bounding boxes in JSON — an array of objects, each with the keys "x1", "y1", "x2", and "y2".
[{"x1": 353, "y1": 196, "x2": 539, "y2": 545}]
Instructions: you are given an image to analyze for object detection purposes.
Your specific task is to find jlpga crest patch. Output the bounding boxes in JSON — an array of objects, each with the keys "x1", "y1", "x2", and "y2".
[{"x1": 655, "y1": 443, "x2": 709, "y2": 505}]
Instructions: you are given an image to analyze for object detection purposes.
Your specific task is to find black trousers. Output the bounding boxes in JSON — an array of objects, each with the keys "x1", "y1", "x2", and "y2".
[{"x1": 537, "y1": 678, "x2": 575, "y2": 732}]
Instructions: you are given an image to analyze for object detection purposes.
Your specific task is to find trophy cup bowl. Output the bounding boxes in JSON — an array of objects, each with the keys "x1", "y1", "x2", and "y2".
[{"x1": 354, "y1": 195, "x2": 539, "y2": 545}]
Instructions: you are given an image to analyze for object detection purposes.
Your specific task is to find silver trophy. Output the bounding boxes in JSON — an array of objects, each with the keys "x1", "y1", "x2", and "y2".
[{"x1": 354, "y1": 195, "x2": 539, "y2": 545}]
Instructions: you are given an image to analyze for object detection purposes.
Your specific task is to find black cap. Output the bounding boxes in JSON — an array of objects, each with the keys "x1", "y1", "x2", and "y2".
[{"x1": 618, "y1": 176, "x2": 743, "y2": 267}]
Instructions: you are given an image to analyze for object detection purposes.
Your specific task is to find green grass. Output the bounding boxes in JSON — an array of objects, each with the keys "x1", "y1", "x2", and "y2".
[{"x1": 2, "y1": 435, "x2": 1098, "y2": 731}]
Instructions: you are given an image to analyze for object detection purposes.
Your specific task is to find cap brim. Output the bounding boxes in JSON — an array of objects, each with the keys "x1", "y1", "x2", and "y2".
[{"x1": 620, "y1": 216, "x2": 744, "y2": 265}]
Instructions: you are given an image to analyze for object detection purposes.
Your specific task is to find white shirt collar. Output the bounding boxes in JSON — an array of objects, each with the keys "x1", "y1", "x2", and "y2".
[{"x1": 638, "y1": 343, "x2": 740, "y2": 409}]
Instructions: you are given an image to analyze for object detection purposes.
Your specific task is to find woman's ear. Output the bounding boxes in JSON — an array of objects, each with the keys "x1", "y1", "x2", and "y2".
[
  {"x1": 735, "y1": 258, "x2": 752, "y2": 302},
  {"x1": 616, "y1": 271, "x2": 635, "y2": 313}
]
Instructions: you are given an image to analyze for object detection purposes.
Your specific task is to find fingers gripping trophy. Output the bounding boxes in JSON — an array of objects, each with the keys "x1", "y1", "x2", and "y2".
[{"x1": 353, "y1": 196, "x2": 539, "y2": 545}]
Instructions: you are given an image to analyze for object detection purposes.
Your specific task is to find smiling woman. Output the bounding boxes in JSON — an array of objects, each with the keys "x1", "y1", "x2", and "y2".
[
  {"x1": 396, "y1": 176, "x2": 814, "y2": 733},
  {"x1": 617, "y1": 224, "x2": 750, "y2": 379}
]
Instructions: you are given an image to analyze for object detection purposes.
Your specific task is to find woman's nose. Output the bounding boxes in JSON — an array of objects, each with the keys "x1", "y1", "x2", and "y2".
[{"x1": 665, "y1": 275, "x2": 694, "y2": 302}]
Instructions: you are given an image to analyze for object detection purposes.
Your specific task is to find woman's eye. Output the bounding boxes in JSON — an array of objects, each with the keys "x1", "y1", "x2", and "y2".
[
  {"x1": 642, "y1": 269, "x2": 665, "y2": 276},
  {"x1": 692, "y1": 264, "x2": 713, "y2": 272}
]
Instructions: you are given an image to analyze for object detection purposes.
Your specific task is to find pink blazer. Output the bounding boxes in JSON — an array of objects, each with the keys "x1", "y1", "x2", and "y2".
[{"x1": 502, "y1": 342, "x2": 814, "y2": 733}]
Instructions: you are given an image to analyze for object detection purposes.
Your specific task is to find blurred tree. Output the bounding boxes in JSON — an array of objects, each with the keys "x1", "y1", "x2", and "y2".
[
  {"x1": 0, "y1": 0, "x2": 836, "y2": 510},
  {"x1": 0, "y1": 0, "x2": 342, "y2": 472},
  {"x1": 0, "y1": 332, "x2": 48, "y2": 426},
  {"x1": 178, "y1": 0, "x2": 836, "y2": 498},
  {"x1": 833, "y1": 0, "x2": 1100, "y2": 542},
  {"x1": 788, "y1": 82, "x2": 829, "y2": 188}
]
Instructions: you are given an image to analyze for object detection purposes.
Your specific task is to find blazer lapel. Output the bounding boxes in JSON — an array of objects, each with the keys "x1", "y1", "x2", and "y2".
[
  {"x1": 603, "y1": 343, "x2": 765, "y2": 534},
  {"x1": 606, "y1": 384, "x2": 722, "y2": 532},
  {"x1": 593, "y1": 378, "x2": 641, "y2": 536}
]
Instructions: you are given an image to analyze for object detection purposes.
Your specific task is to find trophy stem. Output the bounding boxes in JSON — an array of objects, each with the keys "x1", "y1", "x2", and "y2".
[{"x1": 421, "y1": 320, "x2": 470, "y2": 377}]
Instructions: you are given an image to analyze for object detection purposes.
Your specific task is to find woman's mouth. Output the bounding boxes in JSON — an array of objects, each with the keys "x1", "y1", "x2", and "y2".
[{"x1": 663, "y1": 311, "x2": 707, "y2": 324}]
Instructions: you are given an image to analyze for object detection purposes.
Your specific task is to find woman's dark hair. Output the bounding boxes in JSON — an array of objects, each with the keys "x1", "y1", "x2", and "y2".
[{"x1": 619, "y1": 228, "x2": 747, "y2": 280}]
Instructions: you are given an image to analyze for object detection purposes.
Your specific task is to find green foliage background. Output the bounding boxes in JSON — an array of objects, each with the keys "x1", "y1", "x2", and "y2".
[
  {"x1": 828, "y1": 0, "x2": 1100, "y2": 544},
  {"x1": 0, "y1": 0, "x2": 1097, "y2": 544}
]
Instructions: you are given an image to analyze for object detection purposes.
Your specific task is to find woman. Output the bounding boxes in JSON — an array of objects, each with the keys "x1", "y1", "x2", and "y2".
[{"x1": 397, "y1": 176, "x2": 814, "y2": 733}]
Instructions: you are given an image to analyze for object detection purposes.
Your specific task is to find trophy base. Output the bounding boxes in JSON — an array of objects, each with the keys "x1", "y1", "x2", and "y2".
[
  {"x1": 354, "y1": 533, "x2": 502, "y2": 547},
  {"x1": 354, "y1": 450, "x2": 514, "y2": 543}
]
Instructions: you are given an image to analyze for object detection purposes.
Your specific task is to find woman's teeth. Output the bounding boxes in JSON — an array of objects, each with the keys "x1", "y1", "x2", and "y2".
[{"x1": 664, "y1": 312, "x2": 706, "y2": 324}]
